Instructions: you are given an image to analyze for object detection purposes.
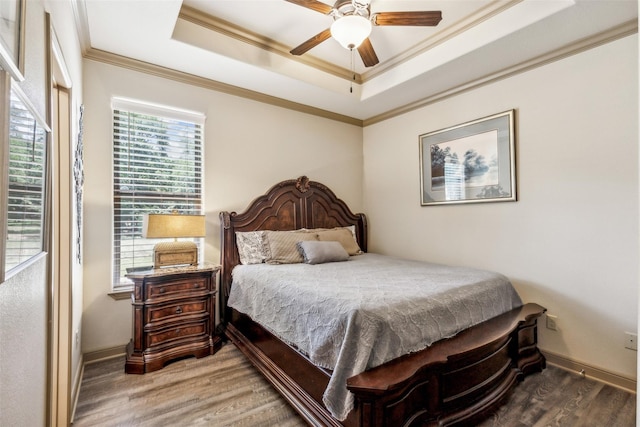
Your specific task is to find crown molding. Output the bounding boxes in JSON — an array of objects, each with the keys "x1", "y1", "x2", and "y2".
[
  {"x1": 83, "y1": 48, "x2": 363, "y2": 127},
  {"x1": 178, "y1": 1, "x2": 523, "y2": 85},
  {"x1": 178, "y1": 4, "x2": 360, "y2": 84},
  {"x1": 71, "y1": 0, "x2": 91, "y2": 54},
  {"x1": 363, "y1": 19, "x2": 638, "y2": 127},
  {"x1": 362, "y1": 0, "x2": 522, "y2": 81},
  {"x1": 83, "y1": 19, "x2": 635, "y2": 128}
]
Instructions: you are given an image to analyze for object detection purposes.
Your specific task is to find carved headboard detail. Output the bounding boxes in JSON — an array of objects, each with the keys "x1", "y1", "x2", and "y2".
[{"x1": 219, "y1": 176, "x2": 367, "y2": 323}]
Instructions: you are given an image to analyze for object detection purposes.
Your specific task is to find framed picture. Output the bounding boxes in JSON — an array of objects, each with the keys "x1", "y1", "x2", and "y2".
[
  {"x1": 0, "y1": 0, "x2": 25, "y2": 81},
  {"x1": 419, "y1": 110, "x2": 516, "y2": 206}
]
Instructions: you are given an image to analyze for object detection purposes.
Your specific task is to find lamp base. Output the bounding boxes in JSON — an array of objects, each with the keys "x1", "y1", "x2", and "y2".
[{"x1": 153, "y1": 241, "x2": 198, "y2": 268}]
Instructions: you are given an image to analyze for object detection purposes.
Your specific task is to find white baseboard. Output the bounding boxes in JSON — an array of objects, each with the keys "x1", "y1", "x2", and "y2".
[
  {"x1": 541, "y1": 348, "x2": 636, "y2": 393},
  {"x1": 70, "y1": 354, "x2": 84, "y2": 424},
  {"x1": 83, "y1": 344, "x2": 127, "y2": 364}
]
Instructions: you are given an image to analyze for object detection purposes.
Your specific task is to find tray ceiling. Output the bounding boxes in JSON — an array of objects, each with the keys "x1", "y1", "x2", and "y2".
[{"x1": 79, "y1": 0, "x2": 637, "y2": 122}]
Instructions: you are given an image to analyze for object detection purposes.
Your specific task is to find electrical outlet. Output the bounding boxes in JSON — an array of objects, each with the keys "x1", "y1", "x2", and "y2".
[
  {"x1": 546, "y1": 314, "x2": 558, "y2": 331},
  {"x1": 624, "y1": 332, "x2": 637, "y2": 351},
  {"x1": 75, "y1": 330, "x2": 80, "y2": 347}
]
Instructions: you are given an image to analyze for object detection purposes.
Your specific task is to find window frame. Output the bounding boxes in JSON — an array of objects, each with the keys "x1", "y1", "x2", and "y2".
[
  {"x1": 0, "y1": 71, "x2": 51, "y2": 284},
  {"x1": 0, "y1": 72, "x2": 8, "y2": 284},
  {"x1": 111, "y1": 97, "x2": 205, "y2": 291}
]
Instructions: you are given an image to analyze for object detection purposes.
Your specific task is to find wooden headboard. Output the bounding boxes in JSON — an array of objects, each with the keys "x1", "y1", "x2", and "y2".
[{"x1": 219, "y1": 176, "x2": 367, "y2": 323}]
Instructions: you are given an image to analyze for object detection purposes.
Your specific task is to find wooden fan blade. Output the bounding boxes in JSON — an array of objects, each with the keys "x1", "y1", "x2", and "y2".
[
  {"x1": 284, "y1": 0, "x2": 333, "y2": 15},
  {"x1": 290, "y1": 28, "x2": 332, "y2": 56},
  {"x1": 357, "y1": 38, "x2": 379, "y2": 67},
  {"x1": 373, "y1": 11, "x2": 442, "y2": 26}
]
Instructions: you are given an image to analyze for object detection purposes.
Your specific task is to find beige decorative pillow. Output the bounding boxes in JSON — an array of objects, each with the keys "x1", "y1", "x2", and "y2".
[
  {"x1": 316, "y1": 227, "x2": 362, "y2": 255},
  {"x1": 300, "y1": 225, "x2": 356, "y2": 235},
  {"x1": 263, "y1": 230, "x2": 319, "y2": 264}
]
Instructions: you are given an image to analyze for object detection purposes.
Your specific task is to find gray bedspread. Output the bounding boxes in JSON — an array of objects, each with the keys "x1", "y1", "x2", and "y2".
[{"x1": 228, "y1": 253, "x2": 522, "y2": 421}]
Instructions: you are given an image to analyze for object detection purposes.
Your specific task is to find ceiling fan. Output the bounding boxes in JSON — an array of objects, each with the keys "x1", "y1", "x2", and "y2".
[{"x1": 286, "y1": 0, "x2": 442, "y2": 67}]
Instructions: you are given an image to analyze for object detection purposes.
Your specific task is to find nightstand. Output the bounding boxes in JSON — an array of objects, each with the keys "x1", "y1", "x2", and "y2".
[{"x1": 124, "y1": 264, "x2": 222, "y2": 374}]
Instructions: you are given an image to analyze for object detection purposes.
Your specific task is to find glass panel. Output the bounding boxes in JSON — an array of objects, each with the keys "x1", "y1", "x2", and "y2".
[{"x1": 5, "y1": 88, "x2": 47, "y2": 272}]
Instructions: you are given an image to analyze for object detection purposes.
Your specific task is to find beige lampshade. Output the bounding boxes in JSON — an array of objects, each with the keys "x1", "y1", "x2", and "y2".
[
  {"x1": 142, "y1": 213, "x2": 205, "y2": 239},
  {"x1": 142, "y1": 213, "x2": 206, "y2": 268}
]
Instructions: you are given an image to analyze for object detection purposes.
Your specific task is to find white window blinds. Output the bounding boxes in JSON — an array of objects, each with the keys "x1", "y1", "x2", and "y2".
[
  {"x1": 5, "y1": 88, "x2": 47, "y2": 273},
  {"x1": 112, "y1": 98, "x2": 204, "y2": 289}
]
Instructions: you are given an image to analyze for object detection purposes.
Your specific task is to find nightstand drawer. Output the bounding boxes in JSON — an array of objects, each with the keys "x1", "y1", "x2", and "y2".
[
  {"x1": 145, "y1": 299, "x2": 208, "y2": 325},
  {"x1": 145, "y1": 276, "x2": 208, "y2": 301},
  {"x1": 146, "y1": 320, "x2": 207, "y2": 348}
]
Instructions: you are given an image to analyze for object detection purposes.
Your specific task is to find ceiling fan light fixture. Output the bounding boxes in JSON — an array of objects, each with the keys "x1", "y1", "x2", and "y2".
[{"x1": 330, "y1": 15, "x2": 372, "y2": 50}]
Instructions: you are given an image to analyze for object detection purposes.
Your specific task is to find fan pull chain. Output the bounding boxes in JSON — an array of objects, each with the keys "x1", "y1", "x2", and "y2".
[{"x1": 350, "y1": 48, "x2": 355, "y2": 93}]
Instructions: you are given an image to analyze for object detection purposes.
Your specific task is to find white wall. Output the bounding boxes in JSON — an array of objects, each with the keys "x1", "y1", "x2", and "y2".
[
  {"x1": 363, "y1": 35, "x2": 638, "y2": 380},
  {"x1": 0, "y1": 256, "x2": 48, "y2": 425},
  {"x1": 81, "y1": 60, "x2": 363, "y2": 353}
]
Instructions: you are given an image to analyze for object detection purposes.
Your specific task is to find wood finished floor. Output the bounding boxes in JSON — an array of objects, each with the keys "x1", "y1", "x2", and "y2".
[{"x1": 73, "y1": 342, "x2": 636, "y2": 426}]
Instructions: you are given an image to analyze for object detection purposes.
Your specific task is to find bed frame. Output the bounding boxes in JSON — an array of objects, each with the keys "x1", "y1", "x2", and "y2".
[{"x1": 219, "y1": 176, "x2": 546, "y2": 427}]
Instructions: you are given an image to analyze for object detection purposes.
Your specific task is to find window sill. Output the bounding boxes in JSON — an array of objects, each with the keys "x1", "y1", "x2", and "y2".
[{"x1": 108, "y1": 290, "x2": 132, "y2": 301}]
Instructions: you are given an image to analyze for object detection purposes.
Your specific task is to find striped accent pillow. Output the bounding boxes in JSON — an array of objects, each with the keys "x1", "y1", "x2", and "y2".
[{"x1": 263, "y1": 230, "x2": 319, "y2": 264}]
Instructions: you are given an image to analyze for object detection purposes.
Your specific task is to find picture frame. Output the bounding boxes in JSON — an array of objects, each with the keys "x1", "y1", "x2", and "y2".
[
  {"x1": 419, "y1": 110, "x2": 516, "y2": 206},
  {"x1": 0, "y1": 0, "x2": 25, "y2": 81}
]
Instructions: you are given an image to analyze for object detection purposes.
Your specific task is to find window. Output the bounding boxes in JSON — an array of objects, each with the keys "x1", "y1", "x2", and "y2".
[
  {"x1": 2, "y1": 83, "x2": 49, "y2": 279},
  {"x1": 112, "y1": 98, "x2": 204, "y2": 290}
]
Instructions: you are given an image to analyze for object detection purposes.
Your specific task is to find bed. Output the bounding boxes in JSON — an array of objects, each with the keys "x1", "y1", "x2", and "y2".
[{"x1": 219, "y1": 176, "x2": 546, "y2": 427}]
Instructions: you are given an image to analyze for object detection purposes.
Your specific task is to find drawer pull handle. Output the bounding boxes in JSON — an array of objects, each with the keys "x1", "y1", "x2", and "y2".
[
  {"x1": 159, "y1": 288, "x2": 166, "y2": 294},
  {"x1": 175, "y1": 328, "x2": 181, "y2": 335},
  {"x1": 193, "y1": 283, "x2": 200, "y2": 289},
  {"x1": 175, "y1": 306, "x2": 183, "y2": 314}
]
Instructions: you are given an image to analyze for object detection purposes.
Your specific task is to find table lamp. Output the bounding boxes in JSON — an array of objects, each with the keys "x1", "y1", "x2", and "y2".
[{"x1": 142, "y1": 213, "x2": 206, "y2": 268}]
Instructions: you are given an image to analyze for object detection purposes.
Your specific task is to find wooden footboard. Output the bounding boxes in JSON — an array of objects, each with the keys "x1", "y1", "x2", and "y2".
[{"x1": 225, "y1": 303, "x2": 546, "y2": 427}]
